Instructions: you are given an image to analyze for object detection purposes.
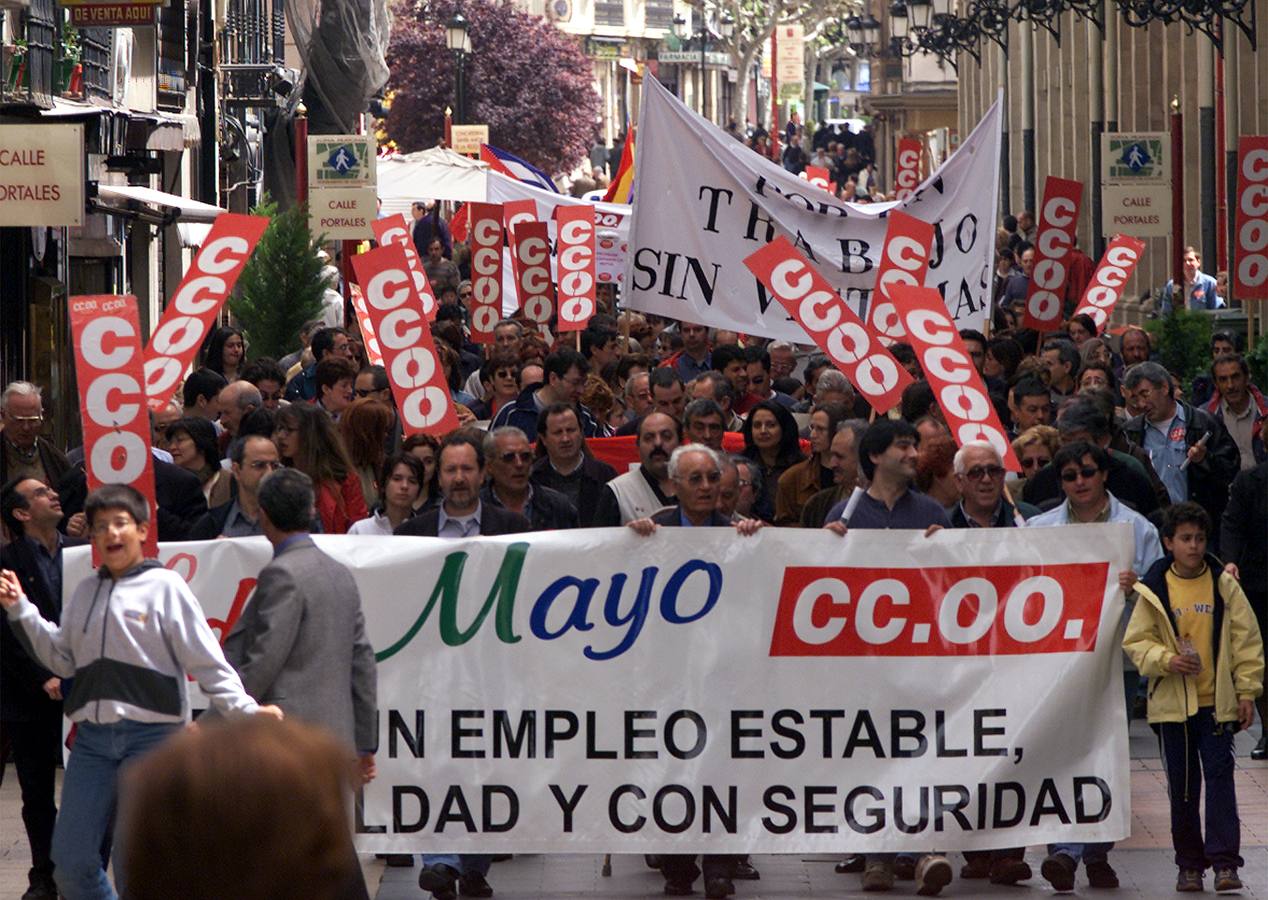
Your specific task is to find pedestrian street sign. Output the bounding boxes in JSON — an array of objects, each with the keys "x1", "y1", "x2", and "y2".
[
  {"x1": 1102, "y1": 132, "x2": 1167, "y2": 184},
  {"x1": 308, "y1": 135, "x2": 376, "y2": 187}
]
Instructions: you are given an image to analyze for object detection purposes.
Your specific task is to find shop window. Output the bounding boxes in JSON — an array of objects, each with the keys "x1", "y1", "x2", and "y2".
[{"x1": 157, "y1": 0, "x2": 187, "y2": 109}]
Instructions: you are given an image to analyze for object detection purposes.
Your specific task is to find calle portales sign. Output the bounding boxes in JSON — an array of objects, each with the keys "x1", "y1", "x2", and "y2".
[{"x1": 0, "y1": 124, "x2": 85, "y2": 226}]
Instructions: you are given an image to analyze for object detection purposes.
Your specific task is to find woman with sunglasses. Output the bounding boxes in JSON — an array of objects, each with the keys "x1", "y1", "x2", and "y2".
[
  {"x1": 272, "y1": 403, "x2": 367, "y2": 534},
  {"x1": 348, "y1": 452, "x2": 428, "y2": 535},
  {"x1": 1010, "y1": 425, "x2": 1060, "y2": 498},
  {"x1": 467, "y1": 350, "x2": 521, "y2": 421}
]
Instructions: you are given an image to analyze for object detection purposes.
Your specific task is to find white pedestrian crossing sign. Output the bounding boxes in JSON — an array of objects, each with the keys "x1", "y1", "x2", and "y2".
[
  {"x1": 1103, "y1": 133, "x2": 1166, "y2": 183},
  {"x1": 308, "y1": 135, "x2": 376, "y2": 187}
]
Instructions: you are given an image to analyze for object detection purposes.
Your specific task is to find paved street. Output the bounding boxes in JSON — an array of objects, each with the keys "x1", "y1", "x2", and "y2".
[{"x1": 3, "y1": 721, "x2": 1266, "y2": 899}]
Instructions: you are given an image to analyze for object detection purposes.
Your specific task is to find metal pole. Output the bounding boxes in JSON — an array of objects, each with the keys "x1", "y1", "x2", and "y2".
[
  {"x1": 700, "y1": 20, "x2": 707, "y2": 118},
  {"x1": 999, "y1": 36, "x2": 1010, "y2": 217},
  {"x1": 1089, "y1": 9, "x2": 1104, "y2": 259},
  {"x1": 1170, "y1": 96, "x2": 1184, "y2": 289},
  {"x1": 1223, "y1": 30, "x2": 1239, "y2": 306},
  {"x1": 1104, "y1": 4, "x2": 1118, "y2": 133},
  {"x1": 770, "y1": 30, "x2": 780, "y2": 161},
  {"x1": 294, "y1": 103, "x2": 308, "y2": 205},
  {"x1": 1198, "y1": 36, "x2": 1216, "y2": 270},
  {"x1": 1020, "y1": 21, "x2": 1035, "y2": 215}
]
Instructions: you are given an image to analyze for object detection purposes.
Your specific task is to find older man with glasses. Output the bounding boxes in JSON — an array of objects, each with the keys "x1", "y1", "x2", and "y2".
[
  {"x1": 0, "y1": 383, "x2": 72, "y2": 494},
  {"x1": 480, "y1": 427, "x2": 577, "y2": 531}
]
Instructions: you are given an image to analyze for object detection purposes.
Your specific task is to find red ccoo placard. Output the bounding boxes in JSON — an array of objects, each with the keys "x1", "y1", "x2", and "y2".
[
  {"x1": 554, "y1": 204, "x2": 598, "y2": 332},
  {"x1": 866, "y1": 210, "x2": 936, "y2": 346},
  {"x1": 372, "y1": 214, "x2": 438, "y2": 321},
  {"x1": 745, "y1": 237, "x2": 913, "y2": 414},
  {"x1": 142, "y1": 213, "x2": 269, "y2": 408},
  {"x1": 890, "y1": 284, "x2": 1022, "y2": 471},
  {"x1": 467, "y1": 202, "x2": 505, "y2": 343},
  {"x1": 350, "y1": 245, "x2": 460, "y2": 437},
  {"x1": 1233, "y1": 136, "x2": 1268, "y2": 300},
  {"x1": 1072, "y1": 234, "x2": 1146, "y2": 332},
  {"x1": 510, "y1": 221, "x2": 556, "y2": 326},
  {"x1": 70, "y1": 294, "x2": 159, "y2": 554},
  {"x1": 894, "y1": 137, "x2": 922, "y2": 201},
  {"x1": 1022, "y1": 177, "x2": 1084, "y2": 331}
]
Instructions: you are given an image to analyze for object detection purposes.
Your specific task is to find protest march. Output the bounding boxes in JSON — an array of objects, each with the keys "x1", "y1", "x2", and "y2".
[{"x1": 1, "y1": 22, "x2": 1267, "y2": 900}]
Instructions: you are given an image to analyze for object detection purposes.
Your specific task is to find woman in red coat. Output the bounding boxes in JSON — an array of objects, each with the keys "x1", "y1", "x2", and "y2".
[{"x1": 272, "y1": 403, "x2": 368, "y2": 534}]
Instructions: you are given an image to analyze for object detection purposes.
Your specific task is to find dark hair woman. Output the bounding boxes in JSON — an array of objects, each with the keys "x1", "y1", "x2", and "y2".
[
  {"x1": 272, "y1": 403, "x2": 368, "y2": 534},
  {"x1": 338, "y1": 398, "x2": 394, "y2": 509},
  {"x1": 741, "y1": 399, "x2": 805, "y2": 523},
  {"x1": 166, "y1": 417, "x2": 233, "y2": 508},
  {"x1": 401, "y1": 433, "x2": 442, "y2": 515},
  {"x1": 200, "y1": 325, "x2": 247, "y2": 382},
  {"x1": 348, "y1": 452, "x2": 427, "y2": 535}
]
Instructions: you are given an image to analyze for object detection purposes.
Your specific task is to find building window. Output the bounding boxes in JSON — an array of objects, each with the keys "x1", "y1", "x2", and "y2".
[
  {"x1": 79, "y1": 28, "x2": 114, "y2": 102},
  {"x1": 645, "y1": 0, "x2": 672, "y2": 29},
  {"x1": 24, "y1": 0, "x2": 58, "y2": 107},
  {"x1": 157, "y1": 0, "x2": 187, "y2": 110},
  {"x1": 594, "y1": 0, "x2": 623, "y2": 27}
]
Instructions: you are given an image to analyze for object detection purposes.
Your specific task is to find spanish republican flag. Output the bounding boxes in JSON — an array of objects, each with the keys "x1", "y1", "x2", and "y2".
[{"x1": 602, "y1": 128, "x2": 635, "y2": 204}]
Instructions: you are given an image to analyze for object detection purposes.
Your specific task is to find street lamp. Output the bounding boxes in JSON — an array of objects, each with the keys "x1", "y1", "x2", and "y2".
[
  {"x1": 446, "y1": 13, "x2": 471, "y2": 123},
  {"x1": 861, "y1": 13, "x2": 882, "y2": 46},
  {"x1": 907, "y1": 0, "x2": 933, "y2": 29},
  {"x1": 889, "y1": 0, "x2": 910, "y2": 39}
]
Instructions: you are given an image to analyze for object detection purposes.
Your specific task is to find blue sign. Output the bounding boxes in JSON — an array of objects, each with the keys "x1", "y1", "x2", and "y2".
[{"x1": 1118, "y1": 142, "x2": 1151, "y2": 174}]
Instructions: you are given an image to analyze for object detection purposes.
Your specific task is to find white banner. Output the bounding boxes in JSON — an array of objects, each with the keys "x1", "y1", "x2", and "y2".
[
  {"x1": 625, "y1": 78, "x2": 1002, "y2": 339},
  {"x1": 65, "y1": 524, "x2": 1132, "y2": 853}
]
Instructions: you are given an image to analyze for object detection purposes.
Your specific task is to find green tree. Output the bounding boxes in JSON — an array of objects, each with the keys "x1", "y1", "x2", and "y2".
[
  {"x1": 230, "y1": 199, "x2": 327, "y2": 360},
  {"x1": 1145, "y1": 309, "x2": 1213, "y2": 391}
]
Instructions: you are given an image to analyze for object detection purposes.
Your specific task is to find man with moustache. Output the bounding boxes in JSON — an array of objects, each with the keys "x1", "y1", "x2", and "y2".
[{"x1": 592, "y1": 413, "x2": 680, "y2": 526}]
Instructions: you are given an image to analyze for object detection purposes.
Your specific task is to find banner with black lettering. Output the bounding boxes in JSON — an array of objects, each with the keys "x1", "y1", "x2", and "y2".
[
  {"x1": 625, "y1": 78, "x2": 1001, "y2": 340},
  {"x1": 66, "y1": 525, "x2": 1132, "y2": 853}
]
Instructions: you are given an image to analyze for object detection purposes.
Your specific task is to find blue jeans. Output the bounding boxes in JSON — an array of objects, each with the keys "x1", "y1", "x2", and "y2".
[
  {"x1": 1048, "y1": 842, "x2": 1113, "y2": 865},
  {"x1": 1159, "y1": 707, "x2": 1242, "y2": 871},
  {"x1": 421, "y1": 854, "x2": 492, "y2": 877},
  {"x1": 52, "y1": 720, "x2": 179, "y2": 900}
]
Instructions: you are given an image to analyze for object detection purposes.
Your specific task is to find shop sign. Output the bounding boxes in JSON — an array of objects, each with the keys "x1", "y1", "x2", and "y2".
[
  {"x1": 0, "y1": 124, "x2": 84, "y2": 227},
  {"x1": 450, "y1": 125, "x2": 489, "y2": 156},
  {"x1": 68, "y1": 4, "x2": 156, "y2": 25}
]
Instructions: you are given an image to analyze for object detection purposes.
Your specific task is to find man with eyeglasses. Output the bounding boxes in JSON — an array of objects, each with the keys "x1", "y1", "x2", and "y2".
[
  {"x1": 1025, "y1": 440, "x2": 1162, "y2": 893},
  {"x1": 0, "y1": 383, "x2": 72, "y2": 497},
  {"x1": 945, "y1": 442, "x2": 1038, "y2": 887},
  {"x1": 480, "y1": 427, "x2": 577, "y2": 531},
  {"x1": 625, "y1": 445, "x2": 762, "y2": 900},
  {"x1": 490, "y1": 348, "x2": 607, "y2": 441},
  {"x1": 0, "y1": 477, "x2": 86, "y2": 900},
  {"x1": 188, "y1": 436, "x2": 282, "y2": 539}
]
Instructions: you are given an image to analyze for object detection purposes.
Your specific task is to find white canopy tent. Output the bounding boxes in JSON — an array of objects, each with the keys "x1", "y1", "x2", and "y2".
[{"x1": 375, "y1": 147, "x2": 489, "y2": 216}]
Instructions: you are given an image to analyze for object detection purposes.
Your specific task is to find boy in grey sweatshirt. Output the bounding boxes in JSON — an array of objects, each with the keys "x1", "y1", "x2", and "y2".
[{"x1": 0, "y1": 484, "x2": 282, "y2": 900}]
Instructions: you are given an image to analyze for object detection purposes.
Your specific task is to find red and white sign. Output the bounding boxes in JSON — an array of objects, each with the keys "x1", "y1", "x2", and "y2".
[
  {"x1": 894, "y1": 137, "x2": 922, "y2": 202},
  {"x1": 468, "y1": 202, "x2": 505, "y2": 343},
  {"x1": 745, "y1": 237, "x2": 913, "y2": 414},
  {"x1": 890, "y1": 284, "x2": 1021, "y2": 471},
  {"x1": 1072, "y1": 234, "x2": 1146, "y2": 332},
  {"x1": 510, "y1": 221, "x2": 556, "y2": 325},
  {"x1": 1233, "y1": 136, "x2": 1268, "y2": 300},
  {"x1": 1023, "y1": 177, "x2": 1084, "y2": 331},
  {"x1": 350, "y1": 245, "x2": 460, "y2": 437},
  {"x1": 372, "y1": 214, "x2": 437, "y2": 321},
  {"x1": 142, "y1": 213, "x2": 269, "y2": 407},
  {"x1": 771, "y1": 562, "x2": 1108, "y2": 657},
  {"x1": 502, "y1": 199, "x2": 538, "y2": 236},
  {"x1": 802, "y1": 165, "x2": 832, "y2": 192},
  {"x1": 866, "y1": 210, "x2": 936, "y2": 345},
  {"x1": 554, "y1": 204, "x2": 598, "y2": 332},
  {"x1": 69, "y1": 294, "x2": 159, "y2": 554},
  {"x1": 349, "y1": 283, "x2": 385, "y2": 367}
]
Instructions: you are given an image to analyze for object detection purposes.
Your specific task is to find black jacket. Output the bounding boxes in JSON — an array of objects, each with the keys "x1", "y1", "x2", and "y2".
[
  {"x1": 481, "y1": 484, "x2": 578, "y2": 531},
  {"x1": 0, "y1": 534, "x2": 87, "y2": 721},
  {"x1": 1022, "y1": 450, "x2": 1160, "y2": 516},
  {"x1": 1122, "y1": 400, "x2": 1241, "y2": 527},
  {"x1": 57, "y1": 459, "x2": 209, "y2": 542},
  {"x1": 1220, "y1": 460, "x2": 1267, "y2": 604},
  {"x1": 530, "y1": 455, "x2": 617, "y2": 527},
  {"x1": 0, "y1": 438, "x2": 72, "y2": 490},
  {"x1": 393, "y1": 503, "x2": 531, "y2": 537},
  {"x1": 488, "y1": 384, "x2": 607, "y2": 441}
]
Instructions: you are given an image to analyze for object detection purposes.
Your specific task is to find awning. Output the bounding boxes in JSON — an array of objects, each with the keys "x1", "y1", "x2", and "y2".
[{"x1": 95, "y1": 184, "x2": 225, "y2": 224}]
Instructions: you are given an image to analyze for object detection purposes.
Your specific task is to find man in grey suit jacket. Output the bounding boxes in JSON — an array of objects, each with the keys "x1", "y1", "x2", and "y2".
[{"x1": 221, "y1": 468, "x2": 378, "y2": 899}]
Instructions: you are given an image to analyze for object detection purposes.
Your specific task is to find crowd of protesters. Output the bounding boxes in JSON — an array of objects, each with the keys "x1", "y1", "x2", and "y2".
[{"x1": 0, "y1": 201, "x2": 1265, "y2": 900}]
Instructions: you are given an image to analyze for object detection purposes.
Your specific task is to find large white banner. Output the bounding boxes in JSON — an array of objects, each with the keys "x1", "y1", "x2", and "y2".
[
  {"x1": 65, "y1": 524, "x2": 1132, "y2": 853},
  {"x1": 625, "y1": 78, "x2": 1003, "y2": 339}
]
